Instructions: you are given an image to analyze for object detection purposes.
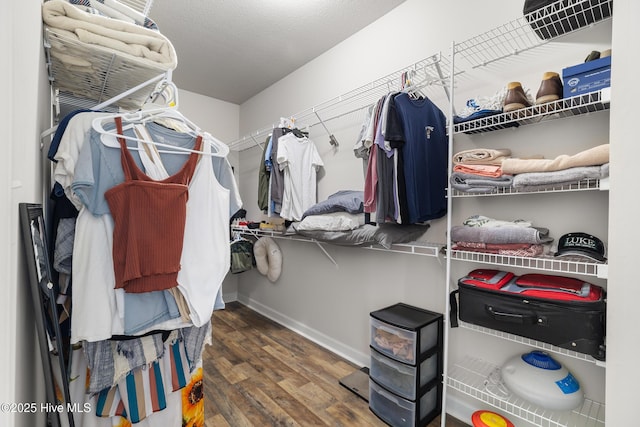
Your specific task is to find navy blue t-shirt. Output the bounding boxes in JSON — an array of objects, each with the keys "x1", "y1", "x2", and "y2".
[{"x1": 386, "y1": 93, "x2": 448, "y2": 223}]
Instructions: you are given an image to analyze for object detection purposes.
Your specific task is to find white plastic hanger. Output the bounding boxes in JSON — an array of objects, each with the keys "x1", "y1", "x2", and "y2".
[{"x1": 91, "y1": 107, "x2": 230, "y2": 158}]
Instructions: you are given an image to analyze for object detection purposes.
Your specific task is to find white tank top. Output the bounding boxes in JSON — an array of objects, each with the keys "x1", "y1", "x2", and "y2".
[{"x1": 176, "y1": 134, "x2": 230, "y2": 327}]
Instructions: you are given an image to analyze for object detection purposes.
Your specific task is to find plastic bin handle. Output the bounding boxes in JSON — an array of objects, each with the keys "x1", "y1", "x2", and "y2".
[{"x1": 485, "y1": 305, "x2": 537, "y2": 325}]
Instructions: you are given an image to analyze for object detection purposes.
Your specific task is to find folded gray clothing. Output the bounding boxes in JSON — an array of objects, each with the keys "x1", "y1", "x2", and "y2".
[
  {"x1": 512, "y1": 164, "x2": 609, "y2": 188},
  {"x1": 451, "y1": 225, "x2": 553, "y2": 244},
  {"x1": 54, "y1": 217, "x2": 76, "y2": 274},
  {"x1": 450, "y1": 172, "x2": 513, "y2": 194},
  {"x1": 180, "y1": 321, "x2": 211, "y2": 371},
  {"x1": 84, "y1": 333, "x2": 165, "y2": 394}
]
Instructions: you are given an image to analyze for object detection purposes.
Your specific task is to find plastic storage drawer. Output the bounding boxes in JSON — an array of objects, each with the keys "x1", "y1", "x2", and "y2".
[
  {"x1": 370, "y1": 347, "x2": 440, "y2": 401},
  {"x1": 369, "y1": 378, "x2": 441, "y2": 427},
  {"x1": 370, "y1": 303, "x2": 443, "y2": 365}
]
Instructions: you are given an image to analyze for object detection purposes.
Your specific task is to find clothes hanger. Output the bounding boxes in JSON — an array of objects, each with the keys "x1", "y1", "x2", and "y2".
[{"x1": 91, "y1": 111, "x2": 229, "y2": 158}]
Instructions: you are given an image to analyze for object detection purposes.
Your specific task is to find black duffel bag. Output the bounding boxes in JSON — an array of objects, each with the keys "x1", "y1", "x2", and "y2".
[{"x1": 523, "y1": 0, "x2": 612, "y2": 40}]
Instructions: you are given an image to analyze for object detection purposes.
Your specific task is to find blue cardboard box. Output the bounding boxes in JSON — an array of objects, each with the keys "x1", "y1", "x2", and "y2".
[{"x1": 562, "y1": 56, "x2": 611, "y2": 98}]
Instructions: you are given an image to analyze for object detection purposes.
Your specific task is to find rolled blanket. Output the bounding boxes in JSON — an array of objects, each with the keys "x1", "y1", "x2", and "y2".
[
  {"x1": 512, "y1": 163, "x2": 609, "y2": 190},
  {"x1": 43, "y1": 0, "x2": 177, "y2": 70},
  {"x1": 452, "y1": 163, "x2": 503, "y2": 178},
  {"x1": 450, "y1": 225, "x2": 553, "y2": 245},
  {"x1": 502, "y1": 144, "x2": 609, "y2": 175},
  {"x1": 452, "y1": 148, "x2": 511, "y2": 165}
]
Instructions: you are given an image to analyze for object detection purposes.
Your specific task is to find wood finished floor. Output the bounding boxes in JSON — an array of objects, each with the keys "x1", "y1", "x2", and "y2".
[{"x1": 203, "y1": 301, "x2": 470, "y2": 427}]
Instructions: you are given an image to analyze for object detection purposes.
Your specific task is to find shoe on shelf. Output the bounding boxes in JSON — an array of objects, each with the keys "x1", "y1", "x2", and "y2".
[
  {"x1": 503, "y1": 82, "x2": 533, "y2": 113},
  {"x1": 585, "y1": 49, "x2": 611, "y2": 62},
  {"x1": 584, "y1": 50, "x2": 600, "y2": 62},
  {"x1": 535, "y1": 71, "x2": 563, "y2": 104}
]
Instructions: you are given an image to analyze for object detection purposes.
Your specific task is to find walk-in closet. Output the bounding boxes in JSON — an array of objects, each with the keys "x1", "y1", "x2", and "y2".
[{"x1": 3, "y1": 1, "x2": 638, "y2": 426}]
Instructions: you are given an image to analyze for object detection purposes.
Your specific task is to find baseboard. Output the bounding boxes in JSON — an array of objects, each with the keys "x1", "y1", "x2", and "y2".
[
  {"x1": 222, "y1": 290, "x2": 238, "y2": 303},
  {"x1": 236, "y1": 295, "x2": 370, "y2": 367}
]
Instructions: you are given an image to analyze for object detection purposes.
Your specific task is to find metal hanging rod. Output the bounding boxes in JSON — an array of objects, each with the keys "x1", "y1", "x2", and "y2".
[{"x1": 228, "y1": 52, "x2": 452, "y2": 151}]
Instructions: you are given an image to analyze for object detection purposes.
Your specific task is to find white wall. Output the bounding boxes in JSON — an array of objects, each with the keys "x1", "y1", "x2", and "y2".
[
  {"x1": 236, "y1": 0, "x2": 626, "y2": 424},
  {"x1": 606, "y1": 0, "x2": 639, "y2": 425},
  {"x1": 4, "y1": 1, "x2": 52, "y2": 426}
]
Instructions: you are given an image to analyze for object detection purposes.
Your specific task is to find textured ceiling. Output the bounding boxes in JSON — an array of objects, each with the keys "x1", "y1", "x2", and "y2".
[{"x1": 149, "y1": 0, "x2": 406, "y2": 105}]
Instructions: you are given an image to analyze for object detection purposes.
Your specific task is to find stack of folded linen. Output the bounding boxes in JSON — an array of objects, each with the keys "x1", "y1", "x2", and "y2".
[
  {"x1": 450, "y1": 215, "x2": 553, "y2": 257},
  {"x1": 504, "y1": 144, "x2": 610, "y2": 192},
  {"x1": 450, "y1": 148, "x2": 514, "y2": 194}
]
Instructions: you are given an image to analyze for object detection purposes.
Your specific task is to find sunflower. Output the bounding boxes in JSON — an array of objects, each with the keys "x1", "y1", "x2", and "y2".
[
  {"x1": 182, "y1": 367, "x2": 204, "y2": 427},
  {"x1": 114, "y1": 417, "x2": 132, "y2": 427}
]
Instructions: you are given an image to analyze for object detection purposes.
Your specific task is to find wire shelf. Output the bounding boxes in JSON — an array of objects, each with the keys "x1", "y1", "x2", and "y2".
[
  {"x1": 44, "y1": 26, "x2": 171, "y2": 111},
  {"x1": 231, "y1": 226, "x2": 442, "y2": 258},
  {"x1": 228, "y1": 52, "x2": 453, "y2": 151},
  {"x1": 458, "y1": 322, "x2": 605, "y2": 367},
  {"x1": 454, "y1": 0, "x2": 612, "y2": 69},
  {"x1": 451, "y1": 177, "x2": 605, "y2": 197},
  {"x1": 447, "y1": 356, "x2": 605, "y2": 427},
  {"x1": 448, "y1": 250, "x2": 607, "y2": 278},
  {"x1": 453, "y1": 88, "x2": 610, "y2": 134},
  {"x1": 119, "y1": 0, "x2": 154, "y2": 16}
]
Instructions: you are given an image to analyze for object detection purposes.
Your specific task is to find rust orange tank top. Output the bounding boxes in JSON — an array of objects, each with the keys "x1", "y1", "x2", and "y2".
[{"x1": 105, "y1": 116, "x2": 203, "y2": 293}]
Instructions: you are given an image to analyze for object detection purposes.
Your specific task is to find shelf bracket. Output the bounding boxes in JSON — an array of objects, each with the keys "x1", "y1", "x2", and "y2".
[
  {"x1": 313, "y1": 108, "x2": 339, "y2": 148},
  {"x1": 313, "y1": 241, "x2": 338, "y2": 268},
  {"x1": 250, "y1": 134, "x2": 264, "y2": 150}
]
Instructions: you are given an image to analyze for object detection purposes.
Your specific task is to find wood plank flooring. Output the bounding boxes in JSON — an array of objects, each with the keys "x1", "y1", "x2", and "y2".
[{"x1": 203, "y1": 301, "x2": 470, "y2": 427}]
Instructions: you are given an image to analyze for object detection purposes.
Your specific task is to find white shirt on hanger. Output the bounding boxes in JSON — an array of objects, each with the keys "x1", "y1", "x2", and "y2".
[{"x1": 276, "y1": 133, "x2": 324, "y2": 221}]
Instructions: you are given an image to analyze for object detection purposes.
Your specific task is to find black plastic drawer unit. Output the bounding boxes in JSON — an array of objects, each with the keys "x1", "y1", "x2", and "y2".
[{"x1": 369, "y1": 303, "x2": 443, "y2": 427}]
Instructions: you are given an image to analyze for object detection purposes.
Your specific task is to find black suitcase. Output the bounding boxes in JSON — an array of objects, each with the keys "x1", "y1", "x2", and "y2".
[{"x1": 450, "y1": 269, "x2": 606, "y2": 360}]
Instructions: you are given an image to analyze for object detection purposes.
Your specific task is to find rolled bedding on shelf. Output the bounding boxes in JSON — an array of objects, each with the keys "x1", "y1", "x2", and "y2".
[
  {"x1": 501, "y1": 144, "x2": 609, "y2": 175},
  {"x1": 42, "y1": 0, "x2": 178, "y2": 70}
]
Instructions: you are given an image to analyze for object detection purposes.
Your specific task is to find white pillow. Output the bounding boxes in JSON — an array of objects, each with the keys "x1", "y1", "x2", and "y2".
[{"x1": 295, "y1": 212, "x2": 365, "y2": 231}]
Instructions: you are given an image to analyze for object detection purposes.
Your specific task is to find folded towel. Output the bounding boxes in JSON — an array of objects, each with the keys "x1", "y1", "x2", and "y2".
[
  {"x1": 452, "y1": 243, "x2": 545, "y2": 257},
  {"x1": 451, "y1": 225, "x2": 553, "y2": 245},
  {"x1": 452, "y1": 148, "x2": 511, "y2": 165},
  {"x1": 43, "y1": 0, "x2": 177, "y2": 69},
  {"x1": 462, "y1": 215, "x2": 532, "y2": 228},
  {"x1": 502, "y1": 144, "x2": 609, "y2": 175},
  {"x1": 452, "y1": 163, "x2": 503, "y2": 178},
  {"x1": 450, "y1": 172, "x2": 513, "y2": 194},
  {"x1": 512, "y1": 163, "x2": 609, "y2": 190}
]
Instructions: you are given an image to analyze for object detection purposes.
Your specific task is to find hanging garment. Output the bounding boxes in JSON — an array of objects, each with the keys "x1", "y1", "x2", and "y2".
[
  {"x1": 257, "y1": 135, "x2": 271, "y2": 212},
  {"x1": 66, "y1": 119, "x2": 233, "y2": 342},
  {"x1": 386, "y1": 93, "x2": 448, "y2": 223},
  {"x1": 276, "y1": 132, "x2": 324, "y2": 221},
  {"x1": 105, "y1": 117, "x2": 202, "y2": 293},
  {"x1": 175, "y1": 131, "x2": 230, "y2": 327},
  {"x1": 269, "y1": 127, "x2": 286, "y2": 214}
]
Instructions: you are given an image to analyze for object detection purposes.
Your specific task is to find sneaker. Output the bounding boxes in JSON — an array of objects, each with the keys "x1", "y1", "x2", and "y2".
[
  {"x1": 535, "y1": 71, "x2": 563, "y2": 104},
  {"x1": 456, "y1": 86, "x2": 508, "y2": 119},
  {"x1": 503, "y1": 82, "x2": 533, "y2": 112}
]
